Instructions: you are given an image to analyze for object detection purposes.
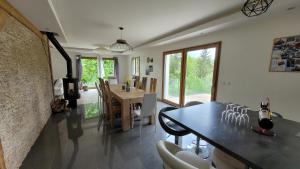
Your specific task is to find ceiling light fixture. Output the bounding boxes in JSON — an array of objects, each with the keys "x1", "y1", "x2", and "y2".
[
  {"x1": 241, "y1": 0, "x2": 274, "y2": 17},
  {"x1": 108, "y1": 27, "x2": 133, "y2": 53}
]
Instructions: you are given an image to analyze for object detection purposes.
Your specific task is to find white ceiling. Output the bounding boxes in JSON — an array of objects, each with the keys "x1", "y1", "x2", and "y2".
[{"x1": 7, "y1": 0, "x2": 300, "y2": 51}]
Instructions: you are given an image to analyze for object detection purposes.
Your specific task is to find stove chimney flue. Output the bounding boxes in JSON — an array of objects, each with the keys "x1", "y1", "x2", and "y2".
[{"x1": 42, "y1": 31, "x2": 79, "y2": 108}]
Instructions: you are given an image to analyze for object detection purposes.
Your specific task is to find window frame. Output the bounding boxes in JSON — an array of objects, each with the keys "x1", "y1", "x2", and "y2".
[
  {"x1": 162, "y1": 42, "x2": 222, "y2": 107},
  {"x1": 131, "y1": 57, "x2": 140, "y2": 76},
  {"x1": 103, "y1": 58, "x2": 116, "y2": 79}
]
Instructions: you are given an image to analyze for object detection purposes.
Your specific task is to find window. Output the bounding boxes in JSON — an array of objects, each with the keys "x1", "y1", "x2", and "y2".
[
  {"x1": 162, "y1": 42, "x2": 221, "y2": 106},
  {"x1": 131, "y1": 57, "x2": 140, "y2": 76},
  {"x1": 103, "y1": 58, "x2": 115, "y2": 79}
]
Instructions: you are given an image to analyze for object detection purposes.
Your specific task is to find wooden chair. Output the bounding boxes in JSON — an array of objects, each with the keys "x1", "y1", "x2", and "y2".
[
  {"x1": 134, "y1": 76, "x2": 140, "y2": 88},
  {"x1": 95, "y1": 82, "x2": 103, "y2": 130},
  {"x1": 99, "y1": 78, "x2": 109, "y2": 124},
  {"x1": 140, "y1": 77, "x2": 147, "y2": 91},
  {"x1": 103, "y1": 81, "x2": 121, "y2": 128},
  {"x1": 150, "y1": 78, "x2": 157, "y2": 93}
]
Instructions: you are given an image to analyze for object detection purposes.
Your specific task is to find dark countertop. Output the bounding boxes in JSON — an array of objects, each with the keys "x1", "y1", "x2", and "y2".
[{"x1": 162, "y1": 102, "x2": 300, "y2": 169}]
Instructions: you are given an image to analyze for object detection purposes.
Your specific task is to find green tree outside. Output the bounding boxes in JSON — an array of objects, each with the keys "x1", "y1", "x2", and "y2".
[
  {"x1": 81, "y1": 58, "x2": 98, "y2": 87},
  {"x1": 168, "y1": 49, "x2": 214, "y2": 97},
  {"x1": 103, "y1": 59, "x2": 115, "y2": 79}
]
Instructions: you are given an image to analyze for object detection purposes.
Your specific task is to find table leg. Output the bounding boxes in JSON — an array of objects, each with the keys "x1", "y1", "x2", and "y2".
[{"x1": 121, "y1": 99, "x2": 130, "y2": 131}]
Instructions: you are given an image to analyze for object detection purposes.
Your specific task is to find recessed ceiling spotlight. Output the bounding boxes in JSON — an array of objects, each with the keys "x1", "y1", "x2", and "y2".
[{"x1": 287, "y1": 7, "x2": 296, "y2": 11}]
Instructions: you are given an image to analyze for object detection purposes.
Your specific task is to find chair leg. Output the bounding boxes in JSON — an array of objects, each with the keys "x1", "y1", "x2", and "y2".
[
  {"x1": 110, "y1": 112, "x2": 115, "y2": 128},
  {"x1": 154, "y1": 114, "x2": 157, "y2": 133},
  {"x1": 195, "y1": 136, "x2": 200, "y2": 154},
  {"x1": 130, "y1": 104, "x2": 135, "y2": 129},
  {"x1": 139, "y1": 116, "x2": 143, "y2": 137}
]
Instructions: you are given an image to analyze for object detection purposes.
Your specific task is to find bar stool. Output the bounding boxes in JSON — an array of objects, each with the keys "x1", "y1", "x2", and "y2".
[{"x1": 158, "y1": 107, "x2": 191, "y2": 145}]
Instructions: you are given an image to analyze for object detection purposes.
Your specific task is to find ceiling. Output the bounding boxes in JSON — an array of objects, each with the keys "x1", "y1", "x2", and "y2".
[{"x1": 7, "y1": 0, "x2": 300, "y2": 52}]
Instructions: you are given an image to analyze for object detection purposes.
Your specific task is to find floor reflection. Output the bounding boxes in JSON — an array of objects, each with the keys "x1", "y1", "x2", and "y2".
[
  {"x1": 20, "y1": 101, "x2": 207, "y2": 169},
  {"x1": 20, "y1": 102, "x2": 171, "y2": 169}
]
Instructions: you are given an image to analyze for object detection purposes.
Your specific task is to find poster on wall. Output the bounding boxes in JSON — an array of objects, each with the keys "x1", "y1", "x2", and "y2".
[{"x1": 270, "y1": 35, "x2": 300, "y2": 72}]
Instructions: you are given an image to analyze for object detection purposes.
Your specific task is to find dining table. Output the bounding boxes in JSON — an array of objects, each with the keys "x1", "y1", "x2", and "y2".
[
  {"x1": 109, "y1": 84, "x2": 154, "y2": 131},
  {"x1": 161, "y1": 102, "x2": 300, "y2": 169}
]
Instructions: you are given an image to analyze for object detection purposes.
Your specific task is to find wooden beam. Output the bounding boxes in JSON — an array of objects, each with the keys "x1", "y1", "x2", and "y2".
[
  {"x1": 0, "y1": 0, "x2": 44, "y2": 40},
  {"x1": 0, "y1": 8, "x2": 7, "y2": 31},
  {"x1": 0, "y1": 140, "x2": 6, "y2": 169}
]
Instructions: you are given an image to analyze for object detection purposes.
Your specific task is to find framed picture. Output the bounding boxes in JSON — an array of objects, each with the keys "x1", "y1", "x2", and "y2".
[
  {"x1": 149, "y1": 65, "x2": 153, "y2": 72},
  {"x1": 270, "y1": 35, "x2": 300, "y2": 72},
  {"x1": 145, "y1": 69, "x2": 150, "y2": 75}
]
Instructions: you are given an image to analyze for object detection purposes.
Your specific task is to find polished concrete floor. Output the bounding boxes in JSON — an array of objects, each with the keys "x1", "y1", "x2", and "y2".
[{"x1": 20, "y1": 102, "x2": 207, "y2": 169}]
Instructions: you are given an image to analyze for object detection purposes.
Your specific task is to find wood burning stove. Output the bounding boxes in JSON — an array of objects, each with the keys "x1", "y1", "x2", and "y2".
[{"x1": 43, "y1": 32, "x2": 79, "y2": 108}]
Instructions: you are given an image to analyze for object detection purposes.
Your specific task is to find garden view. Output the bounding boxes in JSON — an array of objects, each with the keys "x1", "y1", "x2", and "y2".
[
  {"x1": 166, "y1": 48, "x2": 215, "y2": 103},
  {"x1": 81, "y1": 58, "x2": 115, "y2": 87}
]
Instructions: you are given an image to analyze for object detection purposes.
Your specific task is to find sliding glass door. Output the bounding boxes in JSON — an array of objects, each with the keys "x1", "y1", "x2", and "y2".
[
  {"x1": 162, "y1": 42, "x2": 221, "y2": 106},
  {"x1": 184, "y1": 47, "x2": 217, "y2": 104},
  {"x1": 163, "y1": 52, "x2": 183, "y2": 105}
]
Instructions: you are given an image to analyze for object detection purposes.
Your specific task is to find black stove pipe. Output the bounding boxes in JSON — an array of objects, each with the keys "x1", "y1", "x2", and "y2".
[{"x1": 42, "y1": 32, "x2": 73, "y2": 79}]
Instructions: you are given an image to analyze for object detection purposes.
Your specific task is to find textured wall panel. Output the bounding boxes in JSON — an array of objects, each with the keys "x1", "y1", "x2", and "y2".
[{"x1": 0, "y1": 14, "x2": 53, "y2": 169}]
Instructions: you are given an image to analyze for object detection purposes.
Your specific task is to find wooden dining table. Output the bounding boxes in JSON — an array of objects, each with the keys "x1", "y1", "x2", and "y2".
[{"x1": 109, "y1": 85, "x2": 154, "y2": 131}]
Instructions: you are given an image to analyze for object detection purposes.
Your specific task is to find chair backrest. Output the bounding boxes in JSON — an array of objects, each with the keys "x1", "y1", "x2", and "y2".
[
  {"x1": 134, "y1": 76, "x2": 140, "y2": 88},
  {"x1": 150, "y1": 78, "x2": 157, "y2": 93},
  {"x1": 184, "y1": 101, "x2": 203, "y2": 107},
  {"x1": 140, "y1": 77, "x2": 147, "y2": 90},
  {"x1": 141, "y1": 93, "x2": 157, "y2": 117},
  {"x1": 156, "y1": 140, "x2": 198, "y2": 169},
  {"x1": 158, "y1": 107, "x2": 190, "y2": 137},
  {"x1": 103, "y1": 81, "x2": 113, "y2": 116},
  {"x1": 99, "y1": 78, "x2": 106, "y2": 99},
  {"x1": 212, "y1": 148, "x2": 246, "y2": 169}
]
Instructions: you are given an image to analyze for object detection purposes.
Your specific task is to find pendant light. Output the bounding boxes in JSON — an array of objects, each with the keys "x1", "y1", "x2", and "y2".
[{"x1": 108, "y1": 27, "x2": 133, "y2": 53}]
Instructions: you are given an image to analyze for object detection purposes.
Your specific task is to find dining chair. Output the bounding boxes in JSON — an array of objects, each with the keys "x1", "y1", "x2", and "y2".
[
  {"x1": 103, "y1": 81, "x2": 121, "y2": 128},
  {"x1": 95, "y1": 82, "x2": 103, "y2": 130},
  {"x1": 134, "y1": 76, "x2": 140, "y2": 88},
  {"x1": 99, "y1": 78, "x2": 107, "y2": 118},
  {"x1": 158, "y1": 107, "x2": 191, "y2": 145},
  {"x1": 140, "y1": 77, "x2": 147, "y2": 91},
  {"x1": 156, "y1": 140, "x2": 210, "y2": 169},
  {"x1": 130, "y1": 93, "x2": 157, "y2": 136},
  {"x1": 150, "y1": 78, "x2": 157, "y2": 93},
  {"x1": 212, "y1": 148, "x2": 247, "y2": 169}
]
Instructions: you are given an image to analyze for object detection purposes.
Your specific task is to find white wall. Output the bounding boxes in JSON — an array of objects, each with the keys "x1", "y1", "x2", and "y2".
[
  {"x1": 50, "y1": 48, "x2": 77, "y2": 80},
  {"x1": 129, "y1": 9, "x2": 300, "y2": 122},
  {"x1": 50, "y1": 48, "x2": 129, "y2": 83}
]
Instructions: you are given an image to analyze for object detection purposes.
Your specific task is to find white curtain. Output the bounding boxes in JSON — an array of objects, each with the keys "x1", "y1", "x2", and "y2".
[{"x1": 97, "y1": 56, "x2": 105, "y2": 78}]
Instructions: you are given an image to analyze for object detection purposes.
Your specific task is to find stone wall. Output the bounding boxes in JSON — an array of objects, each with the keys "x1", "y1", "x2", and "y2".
[{"x1": 0, "y1": 11, "x2": 53, "y2": 169}]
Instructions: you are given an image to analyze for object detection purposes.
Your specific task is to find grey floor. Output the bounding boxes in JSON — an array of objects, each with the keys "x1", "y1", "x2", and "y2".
[{"x1": 20, "y1": 102, "x2": 207, "y2": 169}]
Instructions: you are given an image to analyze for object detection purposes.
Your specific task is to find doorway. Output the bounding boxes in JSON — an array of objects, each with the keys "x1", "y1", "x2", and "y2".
[{"x1": 162, "y1": 42, "x2": 221, "y2": 107}]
